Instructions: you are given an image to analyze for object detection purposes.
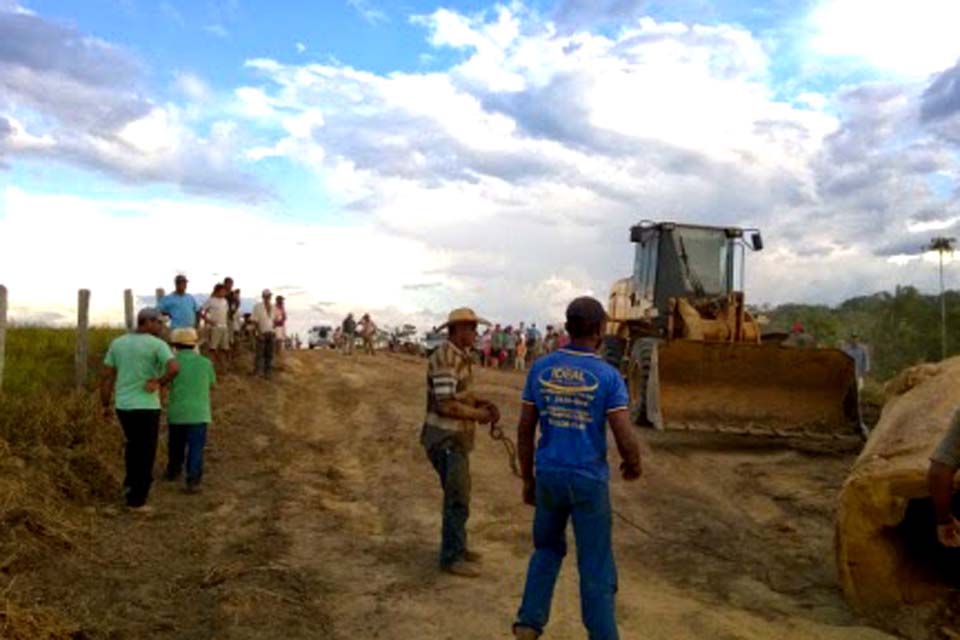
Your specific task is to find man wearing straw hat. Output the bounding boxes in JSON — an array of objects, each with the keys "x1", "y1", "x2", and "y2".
[{"x1": 421, "y1": 307, "x2": 501, "y2": 578}]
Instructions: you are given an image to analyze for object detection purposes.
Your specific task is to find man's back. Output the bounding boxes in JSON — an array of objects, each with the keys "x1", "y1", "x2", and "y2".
[
  {"x1": 343, "y1": 316, "x2": 356, "y2": 334},
  {"x1": 523, "y1": 346, "x2": 629, "y2": 481},
  {"x1": 104, "y1": 333, "x2": 173, "y2": 410},
  {"x1": 169, "y1": 350, "x2": 216, "y2": 424}
]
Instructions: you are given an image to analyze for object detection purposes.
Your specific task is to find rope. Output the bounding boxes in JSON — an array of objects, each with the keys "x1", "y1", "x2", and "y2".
[
  {"x1": 487, "y1": 423, "x2": 738, "y2": 561},
  {"x1": 489, "y1": 421, "x2": 522, "y2": 479}
]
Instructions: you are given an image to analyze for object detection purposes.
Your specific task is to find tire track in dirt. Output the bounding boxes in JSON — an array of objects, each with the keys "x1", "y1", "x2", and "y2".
[{"x1": 273, "y1": 353, "x2": 446, "y2": 639}]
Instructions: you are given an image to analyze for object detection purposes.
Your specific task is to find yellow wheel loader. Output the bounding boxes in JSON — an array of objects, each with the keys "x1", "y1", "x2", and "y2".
[{"x1": 604, "y1": 221, "x2": 862, "y2": 440}]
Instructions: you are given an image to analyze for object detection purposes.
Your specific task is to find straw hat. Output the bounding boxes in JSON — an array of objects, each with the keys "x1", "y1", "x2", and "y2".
[
  {"x1": 169, "y1": 327, "x2": 199, "y2": 346},
  {"x1": 438, "y1": 307, "x2": 489, "y2": 330}
]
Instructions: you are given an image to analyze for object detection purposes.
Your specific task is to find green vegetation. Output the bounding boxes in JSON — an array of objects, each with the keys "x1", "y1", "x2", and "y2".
[
  {"x1": 763, "y1": 285, "x2": 960, "y2": 381},
  {"x1": 2, "y1": 326, "x2": 122, "y2": 395}
]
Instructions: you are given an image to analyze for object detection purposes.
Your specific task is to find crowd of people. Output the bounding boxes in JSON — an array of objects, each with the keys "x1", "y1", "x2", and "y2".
[
  {"x1": 153, "y1": 274, "x2": 292, "y2": 379},
  {"x1": 478, "y1": 323, "x2": 571, "y2": 371},
  {"x1": 333, "y1": 312, "x2": 378, "y2": 355}
]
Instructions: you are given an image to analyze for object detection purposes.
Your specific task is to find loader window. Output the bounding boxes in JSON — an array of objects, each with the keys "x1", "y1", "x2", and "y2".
[
  {"x1": 633, "y1": 235, "x2": 658, "y2": 300},
  {"x1": 672, "y1": 228, "x2": 729, "y2": 297}
]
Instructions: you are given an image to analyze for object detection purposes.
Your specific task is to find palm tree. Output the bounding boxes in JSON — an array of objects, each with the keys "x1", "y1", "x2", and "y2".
[{"x1": 928, "y1": 236, "x2": 956, "y2": 360}]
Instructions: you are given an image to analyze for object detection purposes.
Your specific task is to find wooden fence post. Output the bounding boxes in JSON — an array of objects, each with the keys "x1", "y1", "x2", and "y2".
[
  {"x1": 0, "y1": 285, "x2": 7, "y2": 393},
  {"x1": 155, "y1": 288, "x2": 165, "y2": 307},
  {"x1": 124, "y1": 289, "x2": 134, "y2": 332},
  {"x1": 75, "y1": 289, "x2": 90, "y2": 389}
]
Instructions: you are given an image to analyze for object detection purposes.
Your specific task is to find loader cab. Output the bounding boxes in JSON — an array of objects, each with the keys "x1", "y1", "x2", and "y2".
[{"x1": 631, "y1": 221, "x2": 762, "y2": 328}]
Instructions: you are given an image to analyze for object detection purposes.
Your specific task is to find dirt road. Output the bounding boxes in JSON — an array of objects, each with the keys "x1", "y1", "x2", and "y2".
[{"x1": 17, "y1": 350, "x2": 899, "y2": 639}]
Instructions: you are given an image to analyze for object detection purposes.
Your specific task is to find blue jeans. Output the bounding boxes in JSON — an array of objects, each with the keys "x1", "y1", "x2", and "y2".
[
  {"x1": 255, "y1": 334, "x2": 275, "y2": 376},
  {"x1": 426, "y1": 445, "x2": 471, "y2": 567},
  {"x1": 167, "y1": 423, "x2": 208, "y2": 485},
  {"x1": 516, "y1": 471, "x2": 619, "y2": 640}
]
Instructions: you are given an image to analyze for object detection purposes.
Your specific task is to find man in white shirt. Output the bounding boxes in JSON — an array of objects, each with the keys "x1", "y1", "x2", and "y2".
[
  {"x1": 201, "y1": 283, "x2": 230, "y2": 372},
  {"x1": 252, "y1": 289, "x2": 277, "y2": 378}
]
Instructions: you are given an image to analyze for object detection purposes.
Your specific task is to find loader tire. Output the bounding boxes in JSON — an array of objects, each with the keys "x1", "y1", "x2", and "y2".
[
  {"x1": 601, "y1": 335, "x2": 627, "y2": 369},
  {"x1": 628, "y1": 338, "x2": 658, "y2": 427}
]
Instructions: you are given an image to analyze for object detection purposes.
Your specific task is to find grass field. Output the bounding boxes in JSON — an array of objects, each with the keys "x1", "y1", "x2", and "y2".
[{"x1": 2, "y1": 326, "x2": 122, "y2": 396}]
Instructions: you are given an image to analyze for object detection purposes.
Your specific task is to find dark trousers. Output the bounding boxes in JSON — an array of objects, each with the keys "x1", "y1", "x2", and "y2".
[
  {"x1": 255, "y1": 333, "x2": 275, "y2": 376},
  {"x1": 516, "y1": 471, "x2": 619, "y2": 640},
  {"x1": 167, "y1": 423, "x2": 208, "y2": 485},
  {"x1": 116, "y1": 409, "x2": 161, "y2": 507},
  {"x1": 427, "y1": 445, "x2": 471, "y2": 567}
]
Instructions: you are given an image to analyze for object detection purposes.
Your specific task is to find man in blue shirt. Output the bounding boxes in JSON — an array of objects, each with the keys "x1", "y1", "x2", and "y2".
[
  {"x1": 843, "y1": 333, "x2": 870, "y2": 389},
  {"x1": 513, "y1": 296, "x2": 642, "y2": 640},
  {"x1": 158, "y1": 274, "x2": 199, "y2": 329}
]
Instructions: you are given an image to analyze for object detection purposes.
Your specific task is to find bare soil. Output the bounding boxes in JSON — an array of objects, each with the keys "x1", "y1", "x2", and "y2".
[{"x1": 8, "y1": 350, "x2": 902, "y2": 639}]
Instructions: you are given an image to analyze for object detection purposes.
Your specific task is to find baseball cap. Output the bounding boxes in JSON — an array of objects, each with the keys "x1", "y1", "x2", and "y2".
[
  {"x1": 137, "y1": 307, "x2": 160, "y2": 324},
  {"x1": 262, "y1": 288, "x2": 272, "y2": 297}
]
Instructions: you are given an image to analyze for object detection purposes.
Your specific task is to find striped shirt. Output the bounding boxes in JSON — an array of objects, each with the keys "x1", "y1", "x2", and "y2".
[{"x1": 421, "y1": 340, "x2": 476, "y2": 452}]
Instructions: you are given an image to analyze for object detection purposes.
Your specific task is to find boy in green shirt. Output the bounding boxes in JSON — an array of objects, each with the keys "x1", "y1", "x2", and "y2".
[{"x1": 165, "y1": 328, "x2": 216, "y2": 493}]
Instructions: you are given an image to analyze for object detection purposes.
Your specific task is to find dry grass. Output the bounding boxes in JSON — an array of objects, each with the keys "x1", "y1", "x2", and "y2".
[
  {"x1": 0, "y1": 327, "x2": 124, "y2": 635},
  {"x1": 0, "y1": 600, "x2": 82, "y2": 640}
]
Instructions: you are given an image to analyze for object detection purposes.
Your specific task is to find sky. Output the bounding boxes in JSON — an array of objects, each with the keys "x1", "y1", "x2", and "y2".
[{"x1": 3, "y1": 0, "x2": 960, "y2": 336}]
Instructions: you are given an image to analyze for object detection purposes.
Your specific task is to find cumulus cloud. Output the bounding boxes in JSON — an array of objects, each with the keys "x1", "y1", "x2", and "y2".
[
  {"x1": 921, "y1": 62, "x2": 960, "y2": 144},
  {"x1": 0, "y1": 8, "x2": 265, "y2": 200},
  {"x1": 7, "y1": 1, "x2": 960, "y2": 326},
  {"x1": 0, "y1": 187, "x2": 454, "y2": 334},
  {"x1": 808, "y1": 0, "x2": 960, "y2": 77},
  {"x1": 553, "y1": 0, "x2": 649, "y2": 30},
  {"x1": 234, "y1": 6, "x2": 856, "y2": 313}
]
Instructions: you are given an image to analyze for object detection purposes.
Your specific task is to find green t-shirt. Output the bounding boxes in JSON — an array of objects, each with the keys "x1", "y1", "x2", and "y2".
[
  {"x1": 167, "y1": 350, "x2": 216, "y2": 425},
  {"x1": 104, "y1": 333, "x2": 175, "y2": 410}
]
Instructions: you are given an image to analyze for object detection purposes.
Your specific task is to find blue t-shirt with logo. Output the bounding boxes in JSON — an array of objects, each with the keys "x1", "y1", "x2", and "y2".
[
  {"x1": 159, "y1": 293, "x2": 199, "y2": 329},
  {"x1": 522, "y1": 345, "x2": 630, "y2": 482}
]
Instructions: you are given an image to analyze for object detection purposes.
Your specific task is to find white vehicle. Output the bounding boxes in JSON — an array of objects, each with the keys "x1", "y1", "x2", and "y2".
[
  {"x1": 308, "y1": 325, "x2": 334, "y2": 349},
  {"x1": 423, "y1": 329, "x2": 446, "y2": 355}
]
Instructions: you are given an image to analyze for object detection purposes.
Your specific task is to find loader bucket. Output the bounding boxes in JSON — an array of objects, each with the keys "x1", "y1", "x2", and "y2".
[{"x1": 648, "y1": 341, "x2": 860, "y2": 438}]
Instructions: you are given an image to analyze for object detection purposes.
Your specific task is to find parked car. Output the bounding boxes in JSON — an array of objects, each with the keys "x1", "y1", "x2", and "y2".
[{"x1": 308, "y1": 325, "x2": 334, "y2": 349}]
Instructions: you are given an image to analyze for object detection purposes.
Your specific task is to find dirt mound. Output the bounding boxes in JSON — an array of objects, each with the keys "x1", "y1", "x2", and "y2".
[
  {"x1": 837, "y1": 357, "x2": 960, "y2": 636},
  {"x1": 884, "y1": 362, "x2": 950, "y2": 397}
]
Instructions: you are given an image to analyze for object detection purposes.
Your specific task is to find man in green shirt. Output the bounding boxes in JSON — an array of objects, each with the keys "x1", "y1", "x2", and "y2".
[
  {"x1": 165, "y1": 328, "x2": 216, "y2": 493},
  {"x1": 100, "y1": 308, "x2": 179, "y2": 510}
]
